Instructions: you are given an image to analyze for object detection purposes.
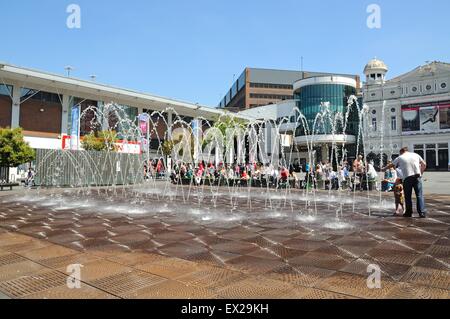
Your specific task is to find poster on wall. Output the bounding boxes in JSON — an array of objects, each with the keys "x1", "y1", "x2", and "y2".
[
  {"x1": 402, "y1": 107, "x2": 420, "y2": 132},
  {"x1": 439, "y1": 102, "x2": 450, "y2": 130},
  {"x1": 138, "y1": 113, "x2": 150, "y2": 153},
  {"x1": 419, "y1": 106, "x2": 439, "y2": 132},
  {"x1": 70, "y1": 105, "x2": 80, "y2": 150}
]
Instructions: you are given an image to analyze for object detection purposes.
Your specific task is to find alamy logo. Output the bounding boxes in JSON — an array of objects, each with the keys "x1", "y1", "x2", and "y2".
[
  {"x1": 66, "y1": 4, "x2": 81, "y2": 29},
  {"x1": 367, "y1": 4, "x2": 381, "y2": 29},
  {"x1": 67, "y1": 264, "x2": 83, "y2": 289},
  {"x1": 367, "y1": 264, "x2": 382, "y2": 289}
]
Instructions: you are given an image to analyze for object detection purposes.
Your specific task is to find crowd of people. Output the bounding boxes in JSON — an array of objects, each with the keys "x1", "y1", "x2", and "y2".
[
  {"x1": 145, "y1": 157, "x2": 380, "y2": 191},
  {"x1": 168, "y1": 161, "x2": 294, "y2": 187},
  {"x1": 144, "y1": 146, "x2": 428, "y2": 218}
]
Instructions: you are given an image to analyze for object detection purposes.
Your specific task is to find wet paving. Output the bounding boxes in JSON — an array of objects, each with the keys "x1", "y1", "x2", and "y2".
[{"x1": 0, "y1": 185, "x2": 449, "y2": 299}]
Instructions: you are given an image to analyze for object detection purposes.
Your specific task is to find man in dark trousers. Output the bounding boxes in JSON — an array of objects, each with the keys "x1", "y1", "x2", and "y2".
[{"x1": 382, "y1": 147, "x2": 427, "y2": 218}]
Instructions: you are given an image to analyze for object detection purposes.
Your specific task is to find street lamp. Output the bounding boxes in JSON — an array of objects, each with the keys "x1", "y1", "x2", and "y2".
[{"x1": 64, "y1": 66, "x2": 74, "y2": 77}]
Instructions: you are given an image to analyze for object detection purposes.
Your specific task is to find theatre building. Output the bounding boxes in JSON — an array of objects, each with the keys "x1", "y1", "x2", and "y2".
[{"x1": 363, "y1": 59, "x2": 450, "y2": 171}]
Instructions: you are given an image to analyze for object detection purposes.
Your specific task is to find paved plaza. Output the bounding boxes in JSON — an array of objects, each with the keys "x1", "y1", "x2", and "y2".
[{"x1": 0, "y1": 183, "x2": 448, "y2": 299}]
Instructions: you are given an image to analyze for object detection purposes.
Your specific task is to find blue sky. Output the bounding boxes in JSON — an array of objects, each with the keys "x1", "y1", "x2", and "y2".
[{"x1": 1, "y1": 0, "x2": 449, "y2": 106}]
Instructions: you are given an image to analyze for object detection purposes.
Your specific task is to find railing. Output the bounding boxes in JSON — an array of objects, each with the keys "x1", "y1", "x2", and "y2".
[{"x1": 33, "y1": 149, "x2": 144, "y2": 187}]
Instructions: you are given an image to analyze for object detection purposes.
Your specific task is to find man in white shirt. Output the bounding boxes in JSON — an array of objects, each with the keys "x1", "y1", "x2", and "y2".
[{"x1": 383, "y1": 147, "x2": 427, "y2": 218}]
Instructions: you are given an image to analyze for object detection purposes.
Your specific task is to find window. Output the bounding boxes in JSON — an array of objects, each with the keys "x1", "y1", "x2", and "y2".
[
  {"x1": 412, "y1": 87, "x2": 418, "y2": 92},
  {"x1": 441, "y1": 83, "x2": 448, "y2": 89},
  {"x1": 391, "y1": 108, "x2": 396, "y2": 113},
  {"x1": 20, "y1": 89, "x2": 62, "y2": 105},
  {"x1": 391, "y1": 116, "x2": 397, "y2": 131},
  {"x1": 426, "y1": 85, "x2": 432, "y2": 91},
  {"x1": 238, "y1": 71, "x2": 246, "y2": 90},
  {"x1": 371, "y1": 110, "x2": 377, "y2": 115},
  {"x1": 0, "y1": 84, "x2": 12, "y2": 97},
  {"x1": 249, "y1": 93, "x2": 293, "y2": 100},
  {"x1": 372, "y1": 118, "x2": 377, "y2": 131},
  {"x1": 249, "y1": 83, "x2": 293, "y2": 90}
]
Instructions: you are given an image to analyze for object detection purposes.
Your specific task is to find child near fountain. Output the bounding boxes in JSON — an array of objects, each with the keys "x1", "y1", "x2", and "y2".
[{"x1": 393, "y1": 169, "x2": 404, "y2": 216}]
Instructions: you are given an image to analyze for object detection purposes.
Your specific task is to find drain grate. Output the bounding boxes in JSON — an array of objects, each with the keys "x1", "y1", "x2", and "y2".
[
  {"x1": 386, "y1": 282, "x2": 450, "y2": 299},
  {"x1": 183, "y1": 251, "x2": 224, "y2": 266},
  {"x1": 427, "y1": 245, "x2": 450, "y2": 259},
  {"x1": 288, "y1": 252, "x2": 350, "y2": 271},
  {"x1": 402, "y1": 266, "x2": 450, "y2": 290},
  {"x1": 0, "y1": 253, "x2": 28, "y2": 267},
  {"x1": 176, "y1": 267, "x2": 245, "y2": 290},
  {"x1": 296, "y1": 288, "x2": 356, "y2": 299},
  {"x1": 123, "y1": 280, "x2": 216, "y2": 299},
  {"x1": 39, "y1": 254, "x2": 98, "y2": 270},
  {"x1": 367, "y1": 248, "x2": 420, "y2": 266},
  {"x1": 217, "y1": 277, "x2": 293, "y2": 299},
  {"x1": 226, "y1": 255, "x2": 286, "y2": 275},
  {"x1": 136, "y1": 258, "x2": 200, "y2": 279},
  {"x1": 0, "y1": 270, "x2": 67, "y2": 298},
  {"x1": 314, "y1": 272, "x2": 396, "y2": 298},
  {"x1": 90, "y1": 271, "x2": 166, "y2": 296},
  {"x1": 414, "y1": 256, "x2": 449, "y2": 271}
]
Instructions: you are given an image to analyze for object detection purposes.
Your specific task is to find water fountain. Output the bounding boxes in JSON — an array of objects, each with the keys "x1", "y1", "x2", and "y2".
[{"x1": 2, "y1": 95, "x2": 396, "y2": 238}]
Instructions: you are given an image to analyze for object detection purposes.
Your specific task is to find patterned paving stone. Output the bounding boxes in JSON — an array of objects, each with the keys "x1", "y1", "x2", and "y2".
[
  {"x1": 76, "y1": 260, "x2": 132, "y2": 282},
  {"x1": 0, "y1": 260, "x2": 48, "y2": 282},
  {"x1": 280, "y1": 287, "x2": 358, "y2": 299},
  {"x1": 0, "y1": 269, "x2": 68, "y2": 298},
  {"x1": 0, "y1": 188, "x2": 449, "y2": 299},
  {"x1": 385, "y1": 282, "x2": 450, "y2": 299},
  {"x1": 24, "y1": 284, "x2": 118, "y2": 299},
  {"x1": 135, "y1": 258, "x2": 202, "y2": 279},
  {"x1": 288, "y1": 252, "x2": 351, "y2": 271},
  {"x1": 314, "y1": 272, "x2": 397, "y2": 299},
  {"x1": 89, "y1": 271, "x2": 166, "y2": 297},
  {"x1": 124, "y1": 280, "x2": 217, "y2": 299},
  {"x1": 402, "y1": 266, "x2": 450, "y2": 290},
  {"x1": 226, "y1": 255, "x2": 286, "y2": 275},
  {"x1": 216, "y1": 276, "x2": 294, "y2": 299},
  {"x1": 18, "y1": 245, "x2": 79, "y2": 262}
]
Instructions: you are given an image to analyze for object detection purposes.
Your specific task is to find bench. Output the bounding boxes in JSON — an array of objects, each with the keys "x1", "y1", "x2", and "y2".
[{"x1": 0, "y1": 183, "x2": 19, "y2": 191}]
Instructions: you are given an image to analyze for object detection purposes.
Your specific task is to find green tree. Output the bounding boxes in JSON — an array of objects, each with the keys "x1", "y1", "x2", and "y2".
[
  {"x1": 0, "y1": 127, "x2": 35, "y2": 168},
  {"x1": 81, "y1": 130, "x2": 118, "y2": 152},
  {"x1": 162, "y1": 140, "x2": 175, "y2": 157},
  {"x1": 213, "y1": 113, "x2": 247, "y2": 137},
  {"x1": 203, "y1": 112, "x2": 248, "y2": 148}
]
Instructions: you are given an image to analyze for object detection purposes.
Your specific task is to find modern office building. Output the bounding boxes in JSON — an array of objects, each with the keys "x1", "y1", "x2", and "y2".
[
  {"x1": 238, "y1": 73, "x2": 362, "y2": 167},
  {"x1": 219, "y1": 67, "x2": 360, "y2": 112},
  {"x1": 0, "y1": 63, "x2": 241, "y2": 152},
  {"x1": 293, "y1": 75, "x2": 361, "y2": 164},
  {"x1": 363, "y1": 59, "x2": 450, "y2": 171}
]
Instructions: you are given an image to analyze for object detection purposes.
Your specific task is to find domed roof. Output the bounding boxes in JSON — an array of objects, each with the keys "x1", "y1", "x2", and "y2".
[{"x1": 364, "y1": 58, "x2": 388, "y2": 74}]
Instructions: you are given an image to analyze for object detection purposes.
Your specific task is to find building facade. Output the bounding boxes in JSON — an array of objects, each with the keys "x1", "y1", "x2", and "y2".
[
  {"x1": 238, "y1": 74, "x2": 362, "y2": 167},
  {"x1": 363, "y1": 59, "x2": 450, "y2": 171},
  {"x1": 293, "y1": 76, "x2": 361, "y2": 165},
  {"x1": 0, "y1": 63, "x2": 240, "y2": 151},
  {"x1": 219, "y1": 67, "x2": 360, "y2": 112}
]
